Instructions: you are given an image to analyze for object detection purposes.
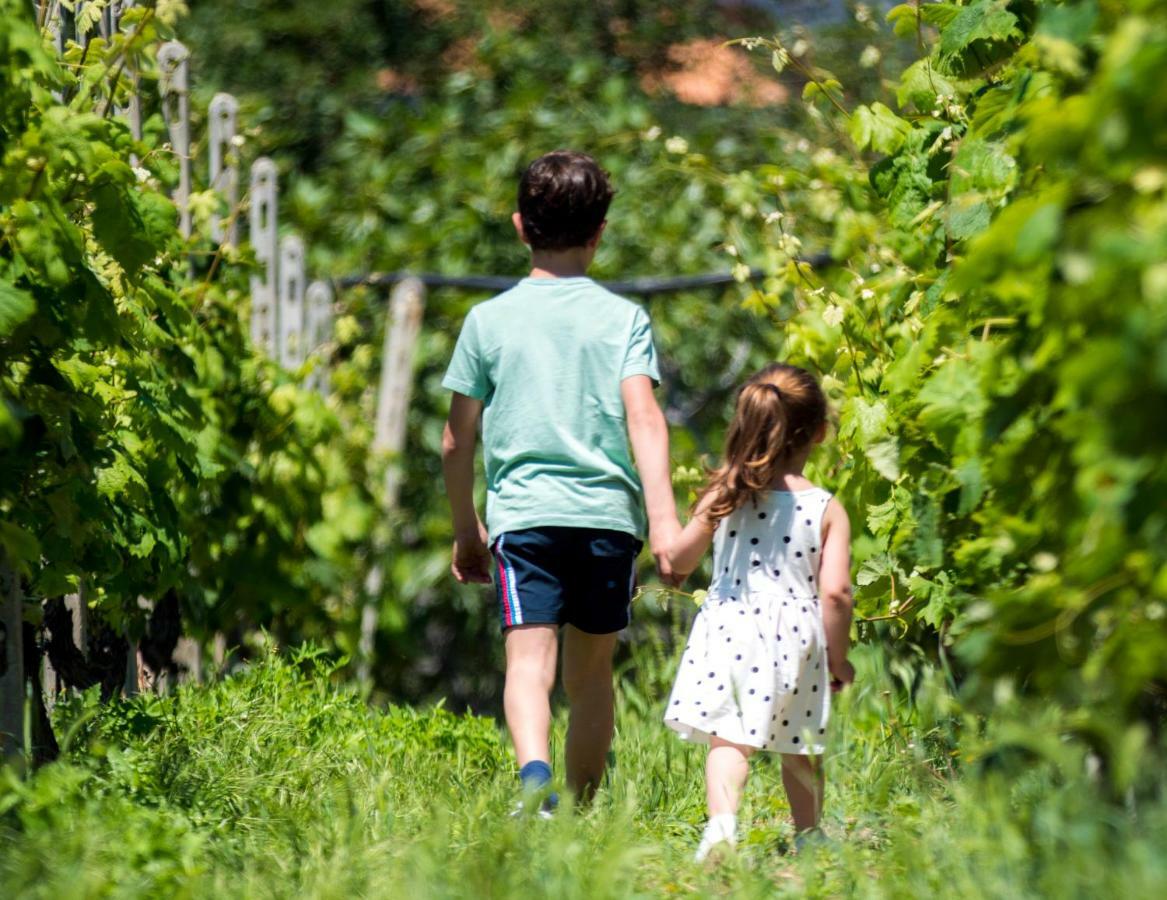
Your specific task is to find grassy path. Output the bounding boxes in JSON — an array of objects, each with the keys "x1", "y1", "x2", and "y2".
[{"x1": 1, "y1": 644, "x2": 1164, "y2": 898}]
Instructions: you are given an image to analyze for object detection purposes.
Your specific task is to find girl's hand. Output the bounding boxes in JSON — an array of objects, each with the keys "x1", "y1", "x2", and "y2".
[{"x1": 829, "y1": 657, "x2": 855, "y2": 692}]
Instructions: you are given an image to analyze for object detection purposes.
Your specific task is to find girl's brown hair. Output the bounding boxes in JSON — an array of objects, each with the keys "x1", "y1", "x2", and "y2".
[{"x1": 702, "y1": 363, "x2": 828, "y2": 523}]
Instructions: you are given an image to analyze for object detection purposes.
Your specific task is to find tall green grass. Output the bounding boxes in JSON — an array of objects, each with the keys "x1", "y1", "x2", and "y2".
[{"x1": 1, "y1": 641, "x2": 1163, "y2": 898}]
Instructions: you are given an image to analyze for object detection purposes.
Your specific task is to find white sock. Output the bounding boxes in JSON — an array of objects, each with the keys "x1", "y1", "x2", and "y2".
[{"x1": 695, "y1": 813, "x2": 737, "y2": 861}]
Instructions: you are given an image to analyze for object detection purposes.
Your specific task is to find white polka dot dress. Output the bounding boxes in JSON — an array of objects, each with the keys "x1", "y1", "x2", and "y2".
[{"x1": 665, "y1": 488, "x2": 833, "y2": 755}]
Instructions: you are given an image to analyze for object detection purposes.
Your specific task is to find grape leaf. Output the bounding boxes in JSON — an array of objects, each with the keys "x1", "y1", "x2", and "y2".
[
  {"x1": 940, "y1": 0, "x2": 1022, "y2": 60},
  {"x1": 0, "y1": 281, "x2": 36, "y2": 337}
]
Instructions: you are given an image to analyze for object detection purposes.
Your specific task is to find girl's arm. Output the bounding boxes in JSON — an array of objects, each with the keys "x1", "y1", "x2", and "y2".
[
  {"x1": 818, "y1": 497, "x2": 854, "y2": 688},
  {"x1": 666, "y1": 491, "x2": 719, "y2": 582}
]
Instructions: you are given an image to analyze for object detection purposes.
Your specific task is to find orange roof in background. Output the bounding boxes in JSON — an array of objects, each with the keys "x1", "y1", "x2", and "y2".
[{"x1": 641, "y1": 38, "x2": 788, "y2": 107}]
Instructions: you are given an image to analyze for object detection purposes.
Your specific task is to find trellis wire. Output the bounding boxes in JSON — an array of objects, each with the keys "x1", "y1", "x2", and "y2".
[{"x1": 335, "y1": 257, "x2": 834, "y2": 298}]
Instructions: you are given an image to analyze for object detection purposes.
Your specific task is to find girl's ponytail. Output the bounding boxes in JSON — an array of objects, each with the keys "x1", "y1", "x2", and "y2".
[{"x1": 701, "y1": 364, "x2": 827, "y2": 524}]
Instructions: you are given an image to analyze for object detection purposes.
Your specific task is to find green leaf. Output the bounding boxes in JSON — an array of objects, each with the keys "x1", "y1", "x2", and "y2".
[
  {"x1": 0, "y1": 521, "x2": 41, "y2": 573},
  {"x1": 91, "y1": 181, "x2": 164, "y2": 277},
  {"x1": 843, "y1": 396, "x2": 891, "y2": 443},
  {"x1": 956, "y1": 458, "x2": 986, "y2": 515},
  {"x1": 866, "y1": 438, "x2": 901, "y2": 481},
  {"x1": 850, "y1": 102, "x2": 913, "y2": 155},
  {"x1": 919, "y1": 357, "x2": 988, "y2": 430},
  {"x1": 946, "y1": 194, "x2": 992, "y2": 240},
  {"x1": 867, "y1": 496, "x2": 899, "y2": 536},
  {"x1": 0, "y1": 281, "x2": 36, "y2": 337},
  {"x1": 95, "y1": 454, "x2": 148, "y2": 500},
  {"x1": 939, "y1": 0, "x2": 1021, "y2": 60},
  {"x1": 857, "y1": 553, "x2": 902, "y2": 588},
  {"x1": 886, "y1": 3, "x2": 923, "y2": 40},
  {"x1": 912, "y1": 495, "x2": 944, "y2": 569},
  {"x1": 897, "y1": 59, "x2": 958, "y2": 111}
]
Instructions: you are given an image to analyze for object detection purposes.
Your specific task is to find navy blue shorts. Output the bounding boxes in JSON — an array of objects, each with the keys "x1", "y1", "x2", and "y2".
[{"x1": 491, "y1": 527, "x2": 643, "y2": 634}]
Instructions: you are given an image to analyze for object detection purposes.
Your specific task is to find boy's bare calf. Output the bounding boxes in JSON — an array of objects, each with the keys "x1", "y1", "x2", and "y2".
[
  {"x1": 562, "y1": 625, "x2": 618, "y2": 801},
  {"x1": 504, "y1": 624, "x2": 618, "y2": 802},
  {"x1": 503, "y1": 625, "x2": 558, "y2": 770}
]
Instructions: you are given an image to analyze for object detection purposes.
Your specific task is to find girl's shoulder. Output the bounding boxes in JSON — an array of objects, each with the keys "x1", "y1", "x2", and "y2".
[{"x1": 761, "y1": 483, "x2": 832, "y2": 505}]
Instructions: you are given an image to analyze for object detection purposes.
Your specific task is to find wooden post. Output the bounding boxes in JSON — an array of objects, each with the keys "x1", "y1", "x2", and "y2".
[
  {"x1": 0, "y1": 554, "x2": 25, "y2": 760},
  {"x1": 305, "y1": 280, "x2": 333, "y2": 395},
  {"x1": 249, "y1": 157, "x2": 279, "y2": 354},
  {"x1": 374, "y1": 278, "x2": 426, "y2": 503},
  {"x1": 42, "y1": 652, "x2": 59, "y2": 711},
  {"x1": 358, "y1": 277, "x2": 426, "y2": 684},
  {"x1": 158, "y1": 41, "x2": 191, "y2": 239},
  {"x1": 173, "y1": 637, "x2": 203, "y2": 686},
  {"x1": 212, "y1": 631, "x2": 228, "y2": 677},
  {"x1": 278, "y1": 235, "x2": 306, "y2": 369},
  {"x1": 65, "y1": 586, "x2": 88, "y2": 660},
  {"x1": 208, "y1": 92, "x2": 240, "y2": 246}
]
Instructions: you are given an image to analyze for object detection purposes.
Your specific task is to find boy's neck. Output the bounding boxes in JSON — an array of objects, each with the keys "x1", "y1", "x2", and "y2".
[{"x1": 528, "y1": 247, "x2": 593, "y2": 279}]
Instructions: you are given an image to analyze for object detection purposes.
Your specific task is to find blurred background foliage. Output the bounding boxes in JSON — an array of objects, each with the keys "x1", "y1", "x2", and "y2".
[
  {"x1": 5, "y1": 0, "x2": 1162, "y2": 797},
  {"x1": 181, "y1": 0, "x2": 911, "y2": 705},
  {"x1": 182, "y1": 1, "x2": 1167, "y2": 777}
]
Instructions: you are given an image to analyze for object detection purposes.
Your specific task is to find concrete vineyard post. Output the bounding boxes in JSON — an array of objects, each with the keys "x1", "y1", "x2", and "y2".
[
  {"x1": 306, "y1": 280, "x2": 334, "y2": 395},
  {"x1": 249, "y1": 157, "x2": 279, "y2": 355},
  {"x1": 278, "y1": 235, "x2": 306, "y2": 369},
  {"x1": 208, "y1": 92, "x2": 240, "y2": 246},
  {"x1": 158, "y1": 41, "x2": 192, "y2": 239}
]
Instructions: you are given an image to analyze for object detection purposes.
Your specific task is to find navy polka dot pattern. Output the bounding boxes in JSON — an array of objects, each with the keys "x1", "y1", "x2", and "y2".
[{"x1": 664, "y1": 487, "x2": 833, "y2": 755}]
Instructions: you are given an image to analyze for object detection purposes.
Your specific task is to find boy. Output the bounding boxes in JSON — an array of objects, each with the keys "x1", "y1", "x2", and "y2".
[{"x1": 441, "y1": 150, "x2": 680, "y2": 811}]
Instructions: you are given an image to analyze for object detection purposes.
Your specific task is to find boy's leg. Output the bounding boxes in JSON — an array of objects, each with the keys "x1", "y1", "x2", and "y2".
[
  {"x1": 504, "y1": 624, "x2": 559, "y2": 770},
  {"x1": 560, "y1": 529, "x2": 641, "y2": 800},
  {"x1": 780, "y1": 753, "x2": 824, "y2": 832},
  {"x1": 561, "y1": 624, "x2": 618, "y2": 800}
]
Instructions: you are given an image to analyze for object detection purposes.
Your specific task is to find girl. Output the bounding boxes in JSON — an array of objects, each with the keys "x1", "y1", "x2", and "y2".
[{"x1": 664, "y1": 363, "x2": 855, "y2": 860}]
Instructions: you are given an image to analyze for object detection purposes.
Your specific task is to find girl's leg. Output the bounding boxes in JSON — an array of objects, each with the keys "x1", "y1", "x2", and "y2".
[
  {"x1": 696, "y1": 737, "x2": 754, "y2": 861},
  {"x1": 706, "y1": 737, "x2": 754, "y2": 815},
  {"x1": 780, "y1": 754, "x2": 824, "y2": 832}
]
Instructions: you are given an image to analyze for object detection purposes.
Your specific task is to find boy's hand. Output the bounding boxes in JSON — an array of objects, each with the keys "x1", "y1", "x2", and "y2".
[
  {"x1": 829, "y1": 655, "x2": 855, "y2": 692},
  {"x1": 649, "y1": 517, "x2": 683, "y2": 587},
  {"x1": 451, "y1": 522, "x2": 493, "y2": 584}
]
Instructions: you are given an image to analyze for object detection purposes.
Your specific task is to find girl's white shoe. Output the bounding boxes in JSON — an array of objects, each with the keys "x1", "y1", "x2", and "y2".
[{"x1": 694, "y1": 813, "x2": 737, "y2": 862}]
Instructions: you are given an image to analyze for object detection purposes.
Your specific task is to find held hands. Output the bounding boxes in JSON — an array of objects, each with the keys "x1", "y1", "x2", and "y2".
[
  {"x1": 649, "y1": 516, "x2": 684, "y2": 587},
  {"x1": 451, "y1": 521, "x2": 493, "y2": 585}
]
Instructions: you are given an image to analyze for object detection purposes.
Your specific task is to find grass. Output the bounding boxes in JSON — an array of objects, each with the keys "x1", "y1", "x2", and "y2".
[{"x1": 1, "y1": 638, "x2": 1165, "y2": 899}]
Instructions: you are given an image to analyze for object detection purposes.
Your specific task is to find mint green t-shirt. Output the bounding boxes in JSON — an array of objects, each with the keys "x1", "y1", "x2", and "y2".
[{"x1": 442, "y1": 276, "x2": 660, "y2": 541}]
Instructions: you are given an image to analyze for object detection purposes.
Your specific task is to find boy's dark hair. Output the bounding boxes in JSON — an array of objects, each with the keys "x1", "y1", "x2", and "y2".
[{"x1": 517, "y1": 150, "x2": 615, "y2": 251}]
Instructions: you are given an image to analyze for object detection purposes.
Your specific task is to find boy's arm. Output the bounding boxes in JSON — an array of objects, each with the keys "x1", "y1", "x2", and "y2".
[
  {"x1": 441, "y1": 392, "x2": 492, "y2": 584},
  {"x1": 621, "y1": 374, "x2": 681, "y2": 585},
  {"x1": 818, "y1": 498, "x2": 854, "y2": 689}
]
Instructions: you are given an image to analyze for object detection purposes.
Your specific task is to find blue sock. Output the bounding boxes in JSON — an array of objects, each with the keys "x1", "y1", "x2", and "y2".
[{"x1": 519, "y1": 760, "x2": 552, "y2": 794}]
